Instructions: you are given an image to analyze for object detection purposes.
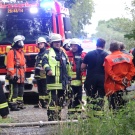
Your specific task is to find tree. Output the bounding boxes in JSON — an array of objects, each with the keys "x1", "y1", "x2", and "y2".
[
  {"x1": 91, "y1": 18, "x2": 135, "y2": 49},
  {"x1": 64, "y1": 0, "x2": 94, "y2": 38}
]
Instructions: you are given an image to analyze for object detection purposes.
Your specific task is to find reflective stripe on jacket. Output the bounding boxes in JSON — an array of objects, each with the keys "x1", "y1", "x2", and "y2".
[
  {"x1": 44, "y1": 48, "x2": 72, "y2": 90},
  {"x1": 66, "y1": 50, "x2": 86, "y2": 86},
  {"x1": 6, "y1": 49, "x2": 26, "y2": 83},
  {"x1": 104, "y1": 51, "x2": 135, "y2": 96}
]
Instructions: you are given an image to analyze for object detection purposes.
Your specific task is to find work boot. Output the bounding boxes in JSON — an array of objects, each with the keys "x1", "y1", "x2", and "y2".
[
  {"x1": 17, "y1": 101, "x2": 26, "y2": 109},
  {"x1": 10, "y1": 104, "x2": 20, "y2": 111}
]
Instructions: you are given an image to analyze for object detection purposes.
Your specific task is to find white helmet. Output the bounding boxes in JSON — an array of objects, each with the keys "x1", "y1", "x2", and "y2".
[
  {"x1": 63, "y1": 39, "x2": 70, "y2": 47},
  {"x1": 50, "y1": 33, "x2": 62, "y2": 43},
  {"x1": 37, "y1": 37, "x2": 47, "y2": 44},
  {"x1": 13, "y1": 35, "x2": 25, "y2": 43},
  {"x1": 70, "y1": 38, "x2": 81, "y2": 46}
]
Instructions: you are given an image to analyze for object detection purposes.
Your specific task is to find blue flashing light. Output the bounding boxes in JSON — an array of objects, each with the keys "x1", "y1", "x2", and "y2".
[
  {"x1": 30, "y1": 7, "x2": 38, "y2": 14},
  {"x1": 40, "y1": 1, "x2": 54, "y2": 10}
]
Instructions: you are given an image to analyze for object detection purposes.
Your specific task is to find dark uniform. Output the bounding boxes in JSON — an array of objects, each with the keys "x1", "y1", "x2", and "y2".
[
  {"x1": 44, "y1": 47, "x2": 71, "y2": 121},
  {"x1": 83, "y1": 49, "x2": 108, "y2": 113},
  {"x1": 0, "y1": 81, "x2": 9, "y2": 118},
  {"x1": 34, "y1": 47, "x2": 49, "y2": 108}
]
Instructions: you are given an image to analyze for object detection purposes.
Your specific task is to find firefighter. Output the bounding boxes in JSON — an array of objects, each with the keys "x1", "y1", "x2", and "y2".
[
  {"x1": 6, "y1": 35, "x2": 26, "y2": 111},
  {"x1": 66, "y1": 38, "x2": 86, "y2": 114},
  {"x1": 104, "y1": 41, "x2": 135, "y2": 110},
  {"x1": 34, "y1": 37, "x2": 49, "y2": 109},
  {"x1": 0, "y1": 81, "x2": 9, "y2": 118},
  {"x1": 63, "y1": 39, "x2": 70, "y2": 51},
  {"x1": 81, "y1": 38, "x2": 108, "y2": 116},
  {"x1": 43, "y1": 33, "x2": 71, "y2": 121}
]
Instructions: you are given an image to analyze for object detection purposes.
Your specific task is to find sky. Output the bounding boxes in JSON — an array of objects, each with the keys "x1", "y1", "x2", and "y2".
[{"x1": 86, "y1": 0, "x2": 133, "y2": 36}]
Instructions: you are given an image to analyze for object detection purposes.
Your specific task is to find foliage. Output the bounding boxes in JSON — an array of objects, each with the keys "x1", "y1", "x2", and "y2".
[
  {"x1": 58, "y1": 100, "x2": 135, "y2": 135},
  {"x1": 64, "y1": 0, "x2": 95, "y2": 38},
  {"x1": 91, "y1": 18, "x2": 135, "y2": 49}
]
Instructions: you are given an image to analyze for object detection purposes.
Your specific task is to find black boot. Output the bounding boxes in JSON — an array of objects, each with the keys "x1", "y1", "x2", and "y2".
[
  {"x1": 47, "y1": 110, "x2": 61, "y2": 121},
  {"x1": 10, "y1": 103, "x2": 20, "y2": 111},
  {"x1": 17, "y1": 101, "x2": 26, "y2": 109}
]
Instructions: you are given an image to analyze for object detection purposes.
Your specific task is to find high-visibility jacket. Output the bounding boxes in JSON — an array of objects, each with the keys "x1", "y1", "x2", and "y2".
[
  {"x1": 43, "y1": 48, "x2": 72, "y2": 90},
  {"x1": 66, "y1": 51, "x2": 86, "y2": 86},
  {"x1": 104, "y1": 51, "x2": 135, "y2": 96},
  {"x1": 6, "y1": 49, "x2": 26, "y2": 83}
]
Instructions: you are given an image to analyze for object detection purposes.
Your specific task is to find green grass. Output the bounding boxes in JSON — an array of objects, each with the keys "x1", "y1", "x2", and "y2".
[
  {"x1": 0, "y1": 117, "x2": 13, "y2": 123},
  {"x1": 58, "y1": 100, "x2": 135, "y2": 135}
]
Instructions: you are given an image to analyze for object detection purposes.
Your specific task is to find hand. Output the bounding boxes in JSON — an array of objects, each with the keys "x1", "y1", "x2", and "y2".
[{"x1": 47, "y1": 70, "x2": 53, "y2": 76}]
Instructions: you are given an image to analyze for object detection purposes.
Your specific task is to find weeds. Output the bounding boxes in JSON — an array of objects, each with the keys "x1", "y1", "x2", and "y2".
[{"x1": 58, "y1": 100, "x2": 135, "y2": 135}]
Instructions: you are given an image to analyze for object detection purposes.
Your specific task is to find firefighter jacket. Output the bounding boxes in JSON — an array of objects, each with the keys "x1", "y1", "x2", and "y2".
[
  {"x1": 0, "y1": 81, "x2": 9, "y2": 117},
  {"x1": 66, "y1": 51, "x2": 86, "y2": 86},
  {"x1": 104, "y1": 51, "x2": 135, "y2": 96},
  {"x1": 35, "y1": 48, "x2": 47, "y2": 79},
  {"x1": 43, "y1": 48, "x2": 72, "y2": 90},
  {"x1": 6, "y1": 49, "x2": 26, "y2": 83}
]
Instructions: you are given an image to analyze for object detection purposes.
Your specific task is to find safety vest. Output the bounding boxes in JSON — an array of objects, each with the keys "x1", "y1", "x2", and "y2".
[
  {"x1": 66, "y1": 51, "x2": 86, "y2": 86},
  {"x1": 46, "y1": 48, "x2": 71, "y2": 90}
]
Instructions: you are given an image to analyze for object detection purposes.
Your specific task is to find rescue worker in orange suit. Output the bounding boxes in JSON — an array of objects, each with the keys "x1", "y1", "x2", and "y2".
[
  {"x1": 43, "y1": 33, "x2": 72, "y2": 121},
  {"x1": 104, "y1": 41, "x2": 135, "y2": 110},
  {"x1": 81, "y1": 38, "x2": 108, "y2": 115},
  {"x1": 34, "y1": 37, "x2": 49, "y2": 109},
  {"x1": 7, "y1": 35, "x2": 26, "y2": 111},
  {"x1": 0, "y1": 81, "x2": 9, "y2": 118},
  {"x1": 66, "y1": 38, "x2": 86, "y2": 114}
]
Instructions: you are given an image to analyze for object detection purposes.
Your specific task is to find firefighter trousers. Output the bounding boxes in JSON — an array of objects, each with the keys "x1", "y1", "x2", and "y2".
[
  {"x1": 37, "y1": 79, "x2": 49, "y2": 108},
  {"x1": 68, "y1": 86, "x2": 82, "y2": 108},
  {"x1": 47, "y1": 89, "x2": 65, "y2": 121},
  {"x1": 0, "y1": 81, "x2": 9, "y2": 117},
  {"x1": 108, "y1": 91, "x2": 126, "y2": 110},
  {"x1": 8, "y1": 82, "x2": 24, "y2": 107}
]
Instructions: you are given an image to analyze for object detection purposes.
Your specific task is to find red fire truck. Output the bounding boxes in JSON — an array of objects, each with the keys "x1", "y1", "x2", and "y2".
[{"x1": 0, "y1": 0, "x2": 72, "y2": 93}]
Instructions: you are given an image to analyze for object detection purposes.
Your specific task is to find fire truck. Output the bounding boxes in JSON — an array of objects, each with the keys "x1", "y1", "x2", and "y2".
[{"x1": 0, "y1": 0, "x2": 72, "y2": 93}]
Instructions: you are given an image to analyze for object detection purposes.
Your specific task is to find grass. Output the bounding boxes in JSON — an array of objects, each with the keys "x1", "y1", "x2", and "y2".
[{"x1": 58, "y1": 99, "x2": 135, "y2": 135}]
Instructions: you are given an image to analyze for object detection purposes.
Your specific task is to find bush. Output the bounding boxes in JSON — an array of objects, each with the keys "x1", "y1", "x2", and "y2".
[{"x1": 58, "y1": 100, "x2": 135, "y2": 135}]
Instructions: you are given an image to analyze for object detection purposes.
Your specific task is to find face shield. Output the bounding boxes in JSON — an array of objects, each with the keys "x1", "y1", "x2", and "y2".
[{"x1": 18, "y1": 40, "x2": 24, "y2": 47}]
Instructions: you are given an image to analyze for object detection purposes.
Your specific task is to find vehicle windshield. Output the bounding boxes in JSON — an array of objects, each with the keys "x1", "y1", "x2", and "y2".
[{"x1": 0, "y1": 8, "x2": 52, "y2": 44}]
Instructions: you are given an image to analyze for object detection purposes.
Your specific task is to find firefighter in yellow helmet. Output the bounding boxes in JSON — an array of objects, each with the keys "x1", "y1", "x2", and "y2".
[
  {"x1": 6, "y1": 35, "x2": 26, "y2": 111},
  {"x1": 34, "y1": 37, "x2": 49, "y2": 108},
  {"x1": 42, "y1": 33, "x2": 72, "y2": 121}
]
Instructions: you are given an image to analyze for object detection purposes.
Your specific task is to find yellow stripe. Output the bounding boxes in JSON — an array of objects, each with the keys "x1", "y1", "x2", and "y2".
[
  {"x1": 17, "y1": 97, "x2": 23, "y2": 101},
  {"x1": 43, "y1": 64, "x2": 50, "y2": 69},
  {"x1": 0, "y1": 102, "x2": 8, "y2": 109},
  {"x1": 8, "y1": 84, "x2": 13, "y2": 102},
  {"x1": 71, "y1": 80, "x2": 82, "y2": 86}
]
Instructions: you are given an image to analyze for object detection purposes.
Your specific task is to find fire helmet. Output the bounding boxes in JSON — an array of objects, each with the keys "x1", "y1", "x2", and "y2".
[
  {"x1": 37, "y1": 37, "x2": 47, "y2": 44},
  {"x1": 63, "y1": 39, "x2": 70, "y2": 47},
  {"x1": 70, "y1": 38, "x2": 81, "y2": 46},
  {"x1": 13, "y1": 35, "x2": 25, "y2": 43},
  {"x1": 50, "y1": 33, "x2": 62, "y2": 43}
]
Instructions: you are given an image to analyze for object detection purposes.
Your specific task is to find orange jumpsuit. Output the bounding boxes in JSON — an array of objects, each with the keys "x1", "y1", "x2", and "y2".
[
  {"x1": 7, "y1": 48, "x2": 26, "y2": 108},
  {"x1": 7, "y1": 49, "x2": 26, "y2": 83},
  {"x1": 104, "y1": 51, "x2": 135, "y2": 96}
]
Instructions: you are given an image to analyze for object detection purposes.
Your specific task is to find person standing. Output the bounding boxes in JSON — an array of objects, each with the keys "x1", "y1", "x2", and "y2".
[
  {"x1": 104, "y1": 41, "x2": 135, "y2": 110},
  {"x1": 81, "y1": 38, "x2": 108, "y2": 115},
  {"x1": 6, "y1": 35, "x2": 26, "y2": 111},
  {"x1": 43, "y1": 33, "x2": 72, "y2": 121},
  {"x1": 34, "y1": 37, "x2": 49, "y2": 109},
  {"x1": 0, "y1": 81, "x2": 9, "y2": 118},
  {"x1": 66, "y1": 38, "x2": 86, "y2": 114}
]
